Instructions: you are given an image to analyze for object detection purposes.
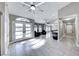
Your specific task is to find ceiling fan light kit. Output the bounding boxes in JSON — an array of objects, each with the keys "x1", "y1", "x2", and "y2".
[{"x1": 30, "y1": 5, "x2": 36, "y2": 10}]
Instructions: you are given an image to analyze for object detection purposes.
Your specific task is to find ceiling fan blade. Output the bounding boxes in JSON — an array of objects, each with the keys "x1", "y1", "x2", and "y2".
[
  {"x1": 35, "y1": 2, "x2": 45, "y2": 7},
  {"x1": 39, "y1": 9, "x2": 44, "y2": 12},
  {"x1": 20, "y1": 2, "x2": 30, "y2": 7},
  {"x1": 25, "y1": 9, "x2": 31, "y2": 12},
  {"x1": 37, "y1": 8, "x2": 44, "y2": 12}
]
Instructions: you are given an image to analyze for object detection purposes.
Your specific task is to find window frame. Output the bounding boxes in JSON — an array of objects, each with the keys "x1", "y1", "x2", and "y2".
[{"x1": 12, "y1": 18, "x2": 32, "y2": 42}]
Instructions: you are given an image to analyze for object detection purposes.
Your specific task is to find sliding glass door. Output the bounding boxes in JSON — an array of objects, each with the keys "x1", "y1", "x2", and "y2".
[
  {"x1": 24, "y1": 23, "x2": 32, "y2": 38},
  {"x1": 13, "y1": 18, "x2": 32, "y2": 42},
  {"x1": 14, "y1": 22, "x2": 23, "y2": 40}
]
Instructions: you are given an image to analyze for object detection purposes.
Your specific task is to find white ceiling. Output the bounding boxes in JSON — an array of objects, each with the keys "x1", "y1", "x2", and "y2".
[{"x1": 7, "y1": 2, "x2": 71, "y2": 23}]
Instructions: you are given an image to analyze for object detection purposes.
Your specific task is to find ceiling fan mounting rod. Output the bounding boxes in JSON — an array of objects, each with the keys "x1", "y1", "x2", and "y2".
[{"x1": 31, "y1": 5, "x2": 35, "y2": 7}]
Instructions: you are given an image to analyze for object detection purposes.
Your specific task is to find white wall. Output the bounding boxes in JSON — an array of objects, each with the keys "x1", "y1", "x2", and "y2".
[
  {"x1": 4, "y1": 3, "x2": 9, "y2": 55},
  {"x1": 0, "y1": 2, "x2": 5, "y2": 55},
  {"x1": 0, "y1": 2, "x2": 9, "y2": 55}
]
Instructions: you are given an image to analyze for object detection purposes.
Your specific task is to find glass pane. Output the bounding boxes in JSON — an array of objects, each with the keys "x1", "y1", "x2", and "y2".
[
  {"x1": 25, "y1": 24, "x2": 31, "y2": 27},
  {"x1": 34, "y1": 27, "x2": 37, "y2": 32},
  {"x1": 23, "y1": 19, "x2": 30, "y2": 22},
  {"x1": 16, "y1": 28, "x2": 23, "y2": 31},
  {"x1": 16, "y1": 18, "x2": 24, "y2": 21},
  {"x1": 16, "y1": 18, "x2": 30, "y2": 22},
  {"x1": 26, "y1": 31, "x2": 31, "y2": 34},
  {"x1": 15, "y1": 32, "x2": 23, "y2": 35},
  {"x1": 39, "y1": 26, "x2": 42, "y2": 32},
  {"x1": 16, "y1": 35, "x2": 23, "y2": 39},
  {"x1": 26, "y1": 28, "x2": 31, "y2": 30},
  {"x1": 39, "y1": 28, "x2": 42, "y2": 32},
  {"x1": 46, "y1": 26, "x2": 50, "y2": 31},
  {"x1": 26, "y1": 34, "x2": 31, "y2": 37},
  {"x1": 34, "y1": 25, "x2": 37, "y2": 32},
  {"x1": 15, "y1": 23, "x2": 23, "y2": 27}
]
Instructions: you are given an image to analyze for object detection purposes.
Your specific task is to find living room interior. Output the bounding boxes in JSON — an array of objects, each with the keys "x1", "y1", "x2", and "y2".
[{"x1": 0, "y1": 2, "x2": 79, "y2": 56}]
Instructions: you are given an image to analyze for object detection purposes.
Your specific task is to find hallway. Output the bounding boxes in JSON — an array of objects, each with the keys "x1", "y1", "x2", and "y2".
[{"x1": 8, "y1": 33, "x2": 79, "y2": 56}]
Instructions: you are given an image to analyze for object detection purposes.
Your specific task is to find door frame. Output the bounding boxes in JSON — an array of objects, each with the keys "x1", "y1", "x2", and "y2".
[
  {"x1": 58, "y1": 14, "x2": 78, "y2": 47},
  {"x1": 11, "y1": 20, "x2": 32, "y2": 43}
]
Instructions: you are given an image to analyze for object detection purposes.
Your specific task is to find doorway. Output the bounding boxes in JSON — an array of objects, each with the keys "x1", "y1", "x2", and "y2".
[
  {"x1": 11, "y1": 18, "x2": 32, "y2": 43},
  {"x1": 63, "y1": 20, "x2": 75, "y2": 38},
  {"x1": 66, "y1": 24, "x2": 73, "y2": 34},
  {"x1": 59, "y1": 14, "x2": 78, "y2": 46}
]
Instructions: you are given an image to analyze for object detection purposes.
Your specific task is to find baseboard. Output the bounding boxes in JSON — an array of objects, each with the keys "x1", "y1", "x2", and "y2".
[{"x1": 9, "y1": 38, "x2": 33, "y2": 44}]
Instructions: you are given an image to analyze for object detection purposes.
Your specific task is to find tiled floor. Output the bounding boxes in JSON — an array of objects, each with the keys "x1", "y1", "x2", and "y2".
[{"x1": 8, "y1": 32, "x2": 79, "y2": 56}]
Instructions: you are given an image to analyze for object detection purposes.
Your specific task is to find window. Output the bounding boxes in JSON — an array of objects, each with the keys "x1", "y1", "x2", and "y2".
[
  {"x1": 16, "y1": 28, "x2": 23, "y2": 31},
  {"x1": 39, "y1": 25, "x2": 42, "y2": 32},
  {"x1": 26, "y1": 28, "x2": 31, "y2": 30},
  {"x1": 15, "y1": 23, "x2": 23, "y2": 27},
  {"x1": 26, "y1": 31, "x2": 31, "y2": 34},
  {"x1": 16, "y1": 18, "x2": 30, "y2": 22},
  {"x1": 25, "y1": 24, "x2": 31, "y2": 27},
  {"x1": 25, "y1": 34, "x2": 31, "y2": 37},
  {"x1": 13, "y1": 18, "x2": 32, "y2": 40},
  {"x1": 14, "y1": 22, "x2": 23, "y2": 39},
  {"x1": 46, "y1": 26, "x2": 50, "y2": 32},
  {"x1": 25, "y1": 23, "x2": 31, "y2": 38},
  {"x1": 16, "y1": 35, "x2": 23, "y2": 39},
  {"x1": 15, "y1": 32, "x2": 23, "y2": 36},
  {"x1": 34, "y1": 25, "x2": 37, "y2": 32}
]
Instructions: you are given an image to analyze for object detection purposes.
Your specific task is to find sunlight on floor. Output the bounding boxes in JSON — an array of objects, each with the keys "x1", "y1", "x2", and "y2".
[
  {"x1": 31, "y1": 39, "x2": 46, "y2": 49},
  {"x1": 19, "y1": 39, "x2": 46, "y2": 50},
  {"x1": 29, "y1": 39, "x2": 41, "y2": 45}
]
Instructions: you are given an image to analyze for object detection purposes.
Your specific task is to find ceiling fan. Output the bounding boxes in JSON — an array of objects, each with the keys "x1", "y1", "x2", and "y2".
[{"x1": 21, "y1": 2, "x2": 45, "y2": 12}]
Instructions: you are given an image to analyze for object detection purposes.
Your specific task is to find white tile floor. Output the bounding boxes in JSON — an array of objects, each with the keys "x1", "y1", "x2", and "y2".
[{"x1": 8, "y1": 32, "x2": 79, "y2": 56}]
